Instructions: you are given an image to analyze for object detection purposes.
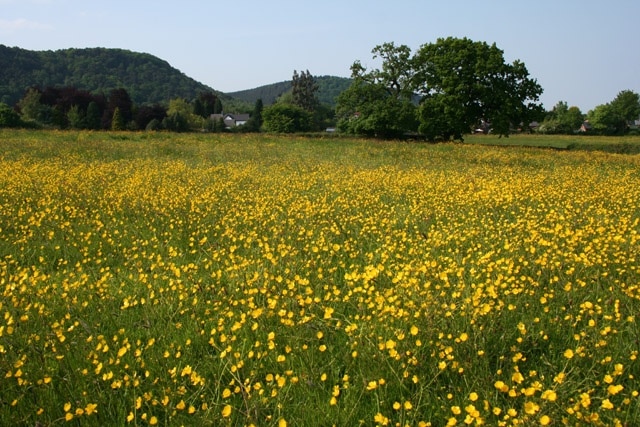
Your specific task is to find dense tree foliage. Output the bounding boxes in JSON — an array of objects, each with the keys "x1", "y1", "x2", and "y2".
[
  {"x1": 226, "y1": 76, "x2": 352, "y2": 107},
  {"x1": 586, "y1": 90, "x2": 640, "y2": 135},
  {"x1": 11, "y1": 84, "x2": 240, "y2": 131},
  {"x1": 259, "y1": 70, "x2": 333, "y2": 132},
  {"x1": 163, "y1": 98, "x2": 197, "y2": 132},
  {"x1": 227, "y1": 81, "x2": 291, "y2": 106},
  {"x1": 537, "y1": 101, "x2": 584, "y2": 134},
  {"x1": 337, "y1": 43, "x2": 418, "y2": 138},
  {"x1": 291, "y1": 70, "x2": 319, "y2": 112},
  {"x1": 103, "y1": 88, "x2": 133, "y2": 130},
  {"x1": 0, "y1": 103, "x2": 21, "y2": 127},
  {"x1": 337, "y1": 38, "x2": 544, "y2": 140},
  {"x1": 135, "y1": 104, "x2": 167, "y2": 131},
  {"x1": 609, "y1": 90, "x2": 640, "y2": 123},
  {"x1": 193, "y1": 92, "x2": 222, "y2": 118},
  {"x1": 0, "y1": 44, "x2": 218, "y2": 105},
  {"x1": 5, "y1": 41, "x2": 638, "y2": 137},
  {"x1": 14, "y1": 86, "x2": 107, "y2": 129},
  {"x1": 244, "y1": 99, "x2": 264, "y2": 132},
  {"x1": 415, "y1": 37, "x2": 544, "y2": 140},
  {"x1": 315, "y1": 77, "x2": 353, "y2": 106},
  {"x1": 262, "y1": 104, "x2": 312, "y2": 133},
  {"x1": 336, "y1": 79, "x2": 417, "y2": 138},
  {"x1": 17, "y1": 88, "x2": 49, "y2": 123},
  {"x1": 110, "y1": 107, "x2": 125, "y2": 131}
]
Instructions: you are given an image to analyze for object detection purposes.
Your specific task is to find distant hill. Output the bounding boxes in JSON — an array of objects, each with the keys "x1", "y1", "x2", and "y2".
[
  {"x1": 0, "y1": 45, "x2": 219, "y2": 106},
  {"x1": 227, "y1": 76, "x2": 353, "y2": 107}
]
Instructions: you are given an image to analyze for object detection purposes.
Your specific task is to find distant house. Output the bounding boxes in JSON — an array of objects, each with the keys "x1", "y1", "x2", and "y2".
[
  {"x1": 579, "y1": 120, "x2": 592, "y2": 133},
  {"x1": 210, "y1": 113, "x2": 250, "y2": 128}
]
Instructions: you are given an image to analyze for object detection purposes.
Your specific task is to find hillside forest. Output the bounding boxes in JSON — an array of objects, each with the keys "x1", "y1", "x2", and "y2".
[{"x1": 1, "y1": 39, "x2": 639, "y2": 139}]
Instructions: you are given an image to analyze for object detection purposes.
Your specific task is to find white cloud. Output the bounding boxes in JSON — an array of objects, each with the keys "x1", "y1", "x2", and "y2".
[{"x1": 0, "y1": 18, "x2": 53, "y2": 32}]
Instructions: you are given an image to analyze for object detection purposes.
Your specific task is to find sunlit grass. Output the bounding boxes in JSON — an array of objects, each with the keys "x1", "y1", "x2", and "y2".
[
  {"x1": 465, "y1": 133, "x2": 640, "y2": 153},
  {"x1": 1, "y1": 130, "x2": 639, "y2": 426}
]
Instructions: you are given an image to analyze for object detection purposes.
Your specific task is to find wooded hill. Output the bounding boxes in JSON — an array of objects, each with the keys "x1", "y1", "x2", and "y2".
[
  {"x1": 227, "y1": 76, "x2": 353, "y2": 107},
  {"x1": 1, "y1": 45, "x2": 352, "y2": 109},
  {"x1": 0, "y1": 45, "x2": 219, "y2": 106}
]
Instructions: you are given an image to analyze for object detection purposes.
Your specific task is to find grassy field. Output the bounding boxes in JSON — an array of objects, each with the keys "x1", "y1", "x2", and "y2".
[
  {"x1": 1, "y1": 130, "x2": 639, "y2": 426},
  {"x1": 464, "y1": 133, "x2": 640, "y2": 154}
]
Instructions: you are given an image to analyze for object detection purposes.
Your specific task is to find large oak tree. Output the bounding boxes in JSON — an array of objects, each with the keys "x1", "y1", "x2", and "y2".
[
  {"x1": 337, "y1": 37, "x2": 544, "y2": 140},
  {"x1": 336, "y1": 43, "x2": 418, "y2": 138}
]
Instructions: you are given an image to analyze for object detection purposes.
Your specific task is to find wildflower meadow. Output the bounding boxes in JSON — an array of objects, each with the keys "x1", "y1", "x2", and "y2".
[{"x1": 1, "y1": 130, "x2": 639, "y2": 426}]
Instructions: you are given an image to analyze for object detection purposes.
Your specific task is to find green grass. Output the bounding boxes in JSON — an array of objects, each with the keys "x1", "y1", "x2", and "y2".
[
  {"x1": 0, "y1": 130, "x2": 639, "y2": 426},
  {"x1": 464, "y1": 133, "x2": 640, "y2": 153}
]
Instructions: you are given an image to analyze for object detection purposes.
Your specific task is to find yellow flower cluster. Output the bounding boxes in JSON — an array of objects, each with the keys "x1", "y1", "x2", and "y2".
[{"x1": 0, "y1": 132, "x2": 639, "y2": 426}]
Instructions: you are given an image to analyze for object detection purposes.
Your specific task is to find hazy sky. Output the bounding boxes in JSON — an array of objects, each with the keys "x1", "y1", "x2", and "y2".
[{"x1": 1, "y1": 0, "x2": 638, "y2": 111}]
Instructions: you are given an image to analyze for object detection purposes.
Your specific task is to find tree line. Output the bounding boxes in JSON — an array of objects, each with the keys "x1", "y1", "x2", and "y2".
[
  {"x1": 0, "y1": 86, "x2": 236, "y2": 131},
  {"x1": 2, "y1": 37, "x2": 639, "y2": 137},
  {"x1": 335, "y1": 38, "x2": 640, "y2": 140},
  {"x1": 0, "y1": 45, "x2": 215, "y2": 106},
  {"x1": 539, "y1": 91, "x2": 640, "y2": 135}
]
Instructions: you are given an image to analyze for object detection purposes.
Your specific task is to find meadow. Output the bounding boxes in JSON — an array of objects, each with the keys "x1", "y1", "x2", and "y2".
[{"x1": 1, "y1": 130, "x2": 639, "y2": 426}]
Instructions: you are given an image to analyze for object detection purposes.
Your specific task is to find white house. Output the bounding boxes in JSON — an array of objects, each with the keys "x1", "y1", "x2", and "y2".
[{"x1": 210, "y1": 113, "x2": 250, "y2": 128}]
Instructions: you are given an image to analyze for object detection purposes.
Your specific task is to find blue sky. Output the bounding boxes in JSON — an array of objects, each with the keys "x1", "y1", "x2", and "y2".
[{"x1": 1, "y1": 0, "x2": 638, "y2": 112}]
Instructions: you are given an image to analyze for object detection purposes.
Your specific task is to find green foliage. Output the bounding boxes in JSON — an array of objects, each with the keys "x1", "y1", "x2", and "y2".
[
  {"x1": 17, "y1": 88, "x2": 49, "y2": 123},
  {"x1": 336, "y1": 80, "x2": 417, "y2": 138},
  {"x1": 145, "y1": 118, "x2": 162, "y2": 131},
  {"x1": 312, "y1": 103, "x2": 336, "y2": 131},
  {"x1": 337, "y1": 43, "x2": 418, "y2": 138},
  {"x1": 291, "y1": 70, "x2": 319, "y2": 112},
  {"x1": 366, "y1": 42, "x2": 415, "y2": 99},
  {"x1": 85, "y1": 102, "x2": 102, "y2": 130},
  {"x1": 337, "y1": 38, "x2": 543, "y2": 140},
  {"x1": 609, "y1": 90, "x2": 640, "y2": 123},
  {"x1": 415, "y1": 37, "x2": 544, "y2": 140},
  {"x1": 134, "y1": 104, "x2": 167, "y2": 131},
  {"x1": 103, "y1": 88, "x2": 133, "y2": 130},
  {"x1": 226, "y1": 81, "x2": 292, "y2": 105},
  {"x1": 244, "y1": 99, "x2": 264, "y2": 132},
  {"x1": 111, "y1": 107, "x2": 126, "y2": 131},
  {"x1": 161, "y1": 98, "x2": 205, "y2": 132},
  {"x1": 50, "y1": 105, "x2": 67, "y2": 129},
  {"x1": 0, "y1": 131, "x2": 639, "y2": 426},
  {"x1": 275, "y1": 91, "x2": 294, "y2": 105},
  {"x1": 537, "y1": 101, "x2": 584, "y2": 134},
  {"x1": 0, "y1": 44, "x2": 217, "y2": 106},
  {"x1": 587, "y1": 90, "x2": 640, "y2": 135},
  {"x1": 316, "y1": 76, "x2": 353, "y2": 106},
  {"x1": 163, "y1": 99, "x2": 192, "y2": 132},
  {"x1": 226, "y1": 76, "x2": 352, "y2": 107},
  {"x1": 587, "y1": 104, "x2": 623, "y2": 135},
  {"x1": 193, "y1": 92, "x2": 222, "y2": 118},
  {"x1": 0, "y1": 103, "x2": 21, "y2": 127},
  {"x1": 67, "y1": 105, "x2": 85, "y2": 129},
  {"x1": 262, "y1": 103, "x2": 312, "y2": 133},
  {"x1": 162, "y1": 113, "x2": 188, "y2": 132}
]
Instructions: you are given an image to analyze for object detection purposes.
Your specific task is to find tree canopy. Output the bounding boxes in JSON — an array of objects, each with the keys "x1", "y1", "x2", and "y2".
[
  {"x1": 0, "y1": 44, "x2": 219, "y2": 106},
  {"x1": 336, "y1": 43, "x2": 418, "y2": 138},
  {"x1": 0, "y1": 103, "x2": 21, "y2": 128},
  {"x1": 538, "y1": 101, "x2": 584, "y2": 134},
  {"x1": 262, "y1": 103, "x2": 311, "y2": 133},
  {"x1": 337, "y1": 38, "x2": 545, "y2": 140},
  {"x1": 291, "y1": 70, "x2": 319, "y2": 112}
]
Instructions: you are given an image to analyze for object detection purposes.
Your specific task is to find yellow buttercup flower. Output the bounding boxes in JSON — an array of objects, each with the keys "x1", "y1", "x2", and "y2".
[{"x1": 221, "y1": 405, "x2": 232, "y2": 417}]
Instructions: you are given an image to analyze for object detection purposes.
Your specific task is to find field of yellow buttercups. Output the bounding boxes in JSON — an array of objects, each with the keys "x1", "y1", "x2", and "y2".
[{"x1": 1, "y1": 131, "x2": 639, "y2": 426}]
